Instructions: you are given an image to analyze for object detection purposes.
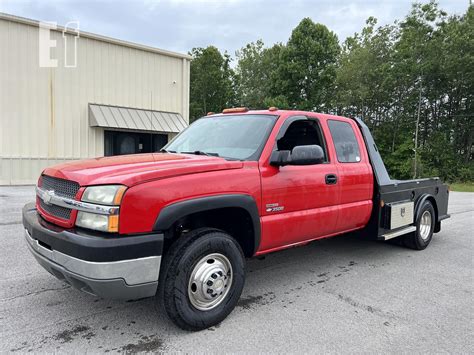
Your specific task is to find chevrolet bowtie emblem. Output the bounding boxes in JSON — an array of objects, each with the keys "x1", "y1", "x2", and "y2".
[{"x1": 42, "y1": 190, "x2": 54, "y2": 205}]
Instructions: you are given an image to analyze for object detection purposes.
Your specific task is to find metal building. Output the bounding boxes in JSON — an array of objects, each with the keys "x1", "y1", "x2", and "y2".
[{"x1": 0, "y1": 13, "x2": 190, "y2": 185}]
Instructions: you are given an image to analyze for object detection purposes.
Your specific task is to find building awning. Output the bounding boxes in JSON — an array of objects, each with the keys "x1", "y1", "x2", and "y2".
[{"x1": 89, "y1": 104, "x2": 188, "y2": 133}]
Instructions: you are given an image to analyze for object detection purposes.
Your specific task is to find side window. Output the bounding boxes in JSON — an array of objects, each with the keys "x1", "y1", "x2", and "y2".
[
  {"x1": 277, "y1": 119, "x2": 328, "y2": 162},
  {"x1": 328, "y1": 120, "x2": 361, "y2": 163}
]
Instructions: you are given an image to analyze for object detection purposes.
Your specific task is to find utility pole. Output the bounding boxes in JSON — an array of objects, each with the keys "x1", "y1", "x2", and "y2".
[{"x1": 414, "y1": 76, "x2": 422, "y2": 179}]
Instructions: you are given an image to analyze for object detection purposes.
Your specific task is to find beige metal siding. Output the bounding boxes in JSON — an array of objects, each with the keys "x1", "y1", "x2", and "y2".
[{"x1": 0, "y1": 15, "x2": 190, "y2": 185}]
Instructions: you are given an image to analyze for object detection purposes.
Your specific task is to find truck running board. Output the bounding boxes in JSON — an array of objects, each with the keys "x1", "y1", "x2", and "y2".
[{"x1": 381, "y1": 226, "x2": 417, "y2": 241}]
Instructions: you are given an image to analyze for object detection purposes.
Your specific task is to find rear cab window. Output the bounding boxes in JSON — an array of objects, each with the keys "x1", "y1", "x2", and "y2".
[{"x1": 327, "y1": 120, "x2": 361, "y2": 163}]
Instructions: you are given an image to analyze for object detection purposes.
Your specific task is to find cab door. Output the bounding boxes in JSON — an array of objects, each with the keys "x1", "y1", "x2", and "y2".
[
  {"x1": 327, "y1": 119, "x2": 374, "y2": 232},
  {"x1": 258, "y1": 115, "x2": 340, "y2": 252}
]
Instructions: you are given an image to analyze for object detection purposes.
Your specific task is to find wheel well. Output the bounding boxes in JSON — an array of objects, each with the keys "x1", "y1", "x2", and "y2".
[{"x1": 164, "y1": 207, "x2": 256, "y2": 257}]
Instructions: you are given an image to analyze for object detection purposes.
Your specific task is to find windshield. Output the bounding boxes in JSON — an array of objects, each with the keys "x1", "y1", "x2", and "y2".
[{"x1": 163, "y1": 114, "x2": 278, "y2": 160}]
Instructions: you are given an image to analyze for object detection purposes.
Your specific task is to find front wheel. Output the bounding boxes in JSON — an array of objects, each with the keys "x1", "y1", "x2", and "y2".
[{"x1": 157, "y1": 228, "x2": 245, "y2": 331}]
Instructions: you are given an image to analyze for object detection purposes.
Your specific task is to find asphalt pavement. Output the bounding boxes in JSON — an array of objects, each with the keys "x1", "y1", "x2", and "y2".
[{"x1": 0, "y1": 186, "x2": 472, "y2": 353}]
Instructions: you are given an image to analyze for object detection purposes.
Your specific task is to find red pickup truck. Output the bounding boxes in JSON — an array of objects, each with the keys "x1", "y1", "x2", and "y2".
[{"x1": 23, "y1": 108, "x2": 450, "y2": 330}]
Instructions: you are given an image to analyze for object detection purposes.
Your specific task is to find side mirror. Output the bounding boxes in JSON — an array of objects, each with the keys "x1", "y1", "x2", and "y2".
[{"x1": 270, "y1": 145, "x2": 325, "y2": 167}]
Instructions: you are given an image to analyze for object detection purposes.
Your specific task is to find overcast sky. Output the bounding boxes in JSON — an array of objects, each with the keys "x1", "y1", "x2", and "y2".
[{"x1": 0, "y1": 0, "x2": 469, "y2": 58}]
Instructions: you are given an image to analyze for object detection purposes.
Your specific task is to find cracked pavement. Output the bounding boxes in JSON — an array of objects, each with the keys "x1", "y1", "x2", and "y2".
[{"x1": 1, "y1": 186, "x2": 473, "y2": 353}]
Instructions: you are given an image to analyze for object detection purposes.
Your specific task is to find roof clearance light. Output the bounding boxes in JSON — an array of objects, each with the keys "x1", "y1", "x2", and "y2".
[
  {"x1": 268, "y1": 107, "x2": 278, "y2": 111},
  {"x1": 207, "y1": 112, "x2": 215, "y2": 116},
  {"x1": 222, "y1": 107, "x2": 249, "y2": 114}
]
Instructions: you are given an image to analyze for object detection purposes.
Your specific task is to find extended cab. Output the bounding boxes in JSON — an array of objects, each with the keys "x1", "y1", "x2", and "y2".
[{"x1": 22, "y1": 108, "x2": 450, "y2": 330}]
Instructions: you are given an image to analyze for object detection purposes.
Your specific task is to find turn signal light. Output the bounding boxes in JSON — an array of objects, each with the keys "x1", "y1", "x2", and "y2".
[
  {"x1": 113, "y1": 186, "x2": 127, "y2": 205},
  {"x1": 222, "y1": 107, "x2": 249, "y2": 114},
  {"x1": 108, "y1": 215, "x2": 120, "y2": 233}
]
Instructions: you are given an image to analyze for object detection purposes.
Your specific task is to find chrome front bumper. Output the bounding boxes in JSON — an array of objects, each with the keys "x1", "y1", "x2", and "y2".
[{"x1": 25, "y1": 229, "x2": 161, "y2": 300}]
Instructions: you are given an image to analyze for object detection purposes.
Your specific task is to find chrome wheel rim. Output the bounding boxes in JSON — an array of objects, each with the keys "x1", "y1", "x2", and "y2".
[
  {"x1": 419, "y1": 210, "x2": 432, "y2": 240},
  {"x1": 188, "y1": 253, "x2": 233, "y2": 311}
]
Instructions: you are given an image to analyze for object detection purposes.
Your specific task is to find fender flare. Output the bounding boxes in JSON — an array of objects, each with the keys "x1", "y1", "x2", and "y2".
[
  {"x1": 153, "y1": 194, "x2": 261, "y2": 255},
  {"x1": 414, "y1": 194, "x2": 438, "y2": 221}
]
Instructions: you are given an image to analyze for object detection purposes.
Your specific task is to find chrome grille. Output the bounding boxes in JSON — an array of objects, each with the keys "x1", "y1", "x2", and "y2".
[
  {"x1": 39, "y1": 175, "x2": 80, "y2": 220},
  {"x1": 41, "y1": 175, "x2": 80, "y2": 198},
  {"x1": 39, "y1": 198, "x2": 72, "y2": 220}
]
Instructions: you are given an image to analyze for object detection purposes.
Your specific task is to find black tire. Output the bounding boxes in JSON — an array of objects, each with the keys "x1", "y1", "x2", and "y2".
[
  {"x1": 403, "y1": 200, "x2": 436, "y2": 250},
  {"x1": 156, "y1": 228, "x2": 245, "y2": 331}
]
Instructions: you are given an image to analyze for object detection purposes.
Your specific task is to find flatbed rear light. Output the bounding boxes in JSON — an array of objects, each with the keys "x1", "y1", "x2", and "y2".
[{"x1": 222, "y1": 107, "x2": 248, "y2": 114}]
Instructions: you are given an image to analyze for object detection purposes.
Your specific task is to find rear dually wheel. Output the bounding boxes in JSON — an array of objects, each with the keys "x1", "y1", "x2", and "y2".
[{"x1": 403, "y1": 200, "x2": 436, "y2": 250}]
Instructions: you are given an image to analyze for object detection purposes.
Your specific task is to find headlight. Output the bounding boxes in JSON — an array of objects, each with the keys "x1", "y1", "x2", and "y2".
[
  {"x1": 76, "y1": 211, "x2": 120, "y2": 233},
  {"x1": 76, "y1": 211, "x2": 108, "y2": 232},
  {"x1": 76, "y1": 185, "x2": 126, "y2": 232},
  {"x1": 81, "y1": 185, "x2": 126, "y2": 205}
]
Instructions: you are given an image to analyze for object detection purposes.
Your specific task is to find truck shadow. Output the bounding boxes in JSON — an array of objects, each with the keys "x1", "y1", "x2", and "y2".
[
  {"x1": 12, "y1": 232, "x2": 415, "y2": 351},
  {"x1": 246, "y1": 232, "x2": 404, "y2": 274},
  {"x1": 132, "y1": 232, "x2": 406, "y2": 322}
]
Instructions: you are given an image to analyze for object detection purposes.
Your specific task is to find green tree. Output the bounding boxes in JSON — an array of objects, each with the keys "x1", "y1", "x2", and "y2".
[
  {"x1": 188, "y1": 2, "x2": 472, "y2": 182},
  {"x1": 235, "y1": 40, "x2": 285, "y2": 108},
  {"x1": 439, "y1": 4, "x2": 474, "y2": 166},
  {"x1": 278, "y1": 18, "x2": 340, "y2": 111},
  {"x1": 336, "y1": 17, "x2": 397, "y2": 133},
  {"x1": 189, "y1": 46, "x2": 234, "y2": 122},
  {"x1": 394, "y1": 1, "x2": 473, "y2": 180},
  {"x1": 335, "y1": 1, "x2": 473, "y2": 181}
]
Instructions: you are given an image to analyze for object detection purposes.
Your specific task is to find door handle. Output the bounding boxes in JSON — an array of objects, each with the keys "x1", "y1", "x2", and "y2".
[{"x1": 325, "y1": 174, "x2": 337, "y2": 185}]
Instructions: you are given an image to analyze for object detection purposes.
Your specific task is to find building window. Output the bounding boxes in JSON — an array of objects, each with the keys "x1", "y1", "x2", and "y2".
[
  {"x1": 104, "y1": 131, "x2": 168, "y2": 156},
  {"x1": 327, "y1": 120, "x2": 361, "y2": 163}
]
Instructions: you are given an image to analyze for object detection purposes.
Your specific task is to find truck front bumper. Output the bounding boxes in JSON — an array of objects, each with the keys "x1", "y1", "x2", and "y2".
[{"x1": 22, "y1": 203, "x2": 163, "y2": 300}]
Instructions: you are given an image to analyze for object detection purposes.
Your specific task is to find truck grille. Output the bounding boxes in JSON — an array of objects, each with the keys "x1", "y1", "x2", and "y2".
[
  {"x1": 39, "y1": 198, "x2": 72, "y2": 220},
  {"x1": 38, "y1": 175, "x2": 80, "y2": 220},
  {"x1": 41, "y1": 175, "x2": 80, "y2": 199}
]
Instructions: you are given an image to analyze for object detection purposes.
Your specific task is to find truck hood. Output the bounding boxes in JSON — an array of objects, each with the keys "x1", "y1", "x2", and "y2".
[{"x1": 42, "y1": 153, "x2": 244, "y2": 186}]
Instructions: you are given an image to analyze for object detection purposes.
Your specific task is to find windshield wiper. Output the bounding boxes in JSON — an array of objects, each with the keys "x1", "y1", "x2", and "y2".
[
  {"x1": 181, "y1": 150, "x2": 220, "y2": 157},
  {"x1": 160, "y1": 149, "x2": 176, "y2": 153}
]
